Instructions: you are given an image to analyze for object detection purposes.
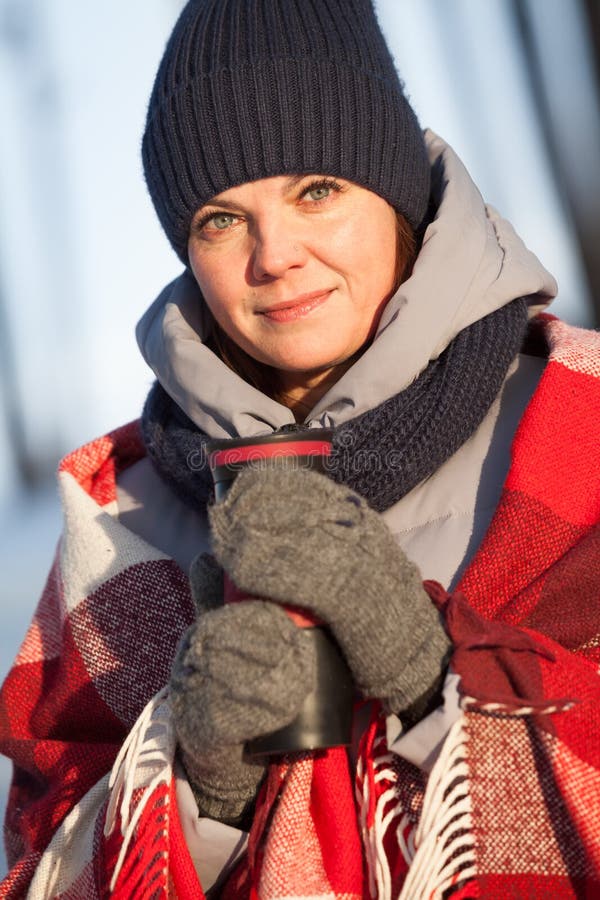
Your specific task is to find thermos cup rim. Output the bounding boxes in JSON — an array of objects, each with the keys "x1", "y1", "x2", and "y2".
[{"x1": 207, "y1": 429, "x2": 335, "y2": 486}]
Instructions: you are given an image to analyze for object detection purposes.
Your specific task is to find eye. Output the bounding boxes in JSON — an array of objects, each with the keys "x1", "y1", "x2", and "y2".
[
  {"x1": 300, "y1": 178, "x2": 343, "y2": 204},
  {"x1": 306, "y1": 185, "x2": 332, "y2": 201},
  {"x1": 206, "y1": 213, "x2": 237, "y2": 230},
  {"x1": 192, "y1": 210, "x2": 241, "y2": 235}
]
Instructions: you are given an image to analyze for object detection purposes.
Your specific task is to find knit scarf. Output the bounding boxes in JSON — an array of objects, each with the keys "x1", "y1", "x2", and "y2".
[{"x1": 140, "y1": 298, "x2": 529, "y2": 513}]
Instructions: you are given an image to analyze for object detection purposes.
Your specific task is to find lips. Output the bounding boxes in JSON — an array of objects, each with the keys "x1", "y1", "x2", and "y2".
[{"x1": 258, "y1": 290, "x2": 333, "y2": 323}]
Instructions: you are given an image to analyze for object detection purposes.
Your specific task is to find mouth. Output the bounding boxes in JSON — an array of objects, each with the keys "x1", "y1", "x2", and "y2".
[{"x1": 257, "y1": 290, "x2": 333, "y2": 323}]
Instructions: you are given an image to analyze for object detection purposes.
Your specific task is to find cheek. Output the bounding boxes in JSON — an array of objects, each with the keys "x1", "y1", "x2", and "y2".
[
  {"x1": 331, "y1": 214, "x2": 397, "y2": 303},
  {"x1": 188, "y1": 253, "x2": 238, "y2": 325}
]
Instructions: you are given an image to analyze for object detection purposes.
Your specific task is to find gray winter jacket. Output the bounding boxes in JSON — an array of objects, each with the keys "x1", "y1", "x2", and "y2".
[{"x1": 121, "y1": 131, "x2": 556, "y2": 589}]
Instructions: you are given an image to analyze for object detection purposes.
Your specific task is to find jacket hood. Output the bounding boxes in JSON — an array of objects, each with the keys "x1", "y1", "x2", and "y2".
[{"x1": 136, "y1": 131, "x2": 558, "y2": 439}]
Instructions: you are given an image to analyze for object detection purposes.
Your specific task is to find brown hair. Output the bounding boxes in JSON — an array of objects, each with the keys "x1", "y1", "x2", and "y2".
[{"x1": 207, "y1": 211, "x2": 417, "y2": 403}]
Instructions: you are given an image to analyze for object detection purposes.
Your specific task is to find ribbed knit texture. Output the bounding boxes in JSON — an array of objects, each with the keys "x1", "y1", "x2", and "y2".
[
  {"x1": 142, "y1": 0, "x2": 431, "y2": 261},
  {"x1": 140, "y1": 297, "x2": 530, "y2": 512}
]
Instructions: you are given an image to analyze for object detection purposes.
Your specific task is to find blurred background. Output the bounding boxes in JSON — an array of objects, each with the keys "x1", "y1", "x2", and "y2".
[{"x1": 1, "y1": 0, "x2": 600, "y2": 878}]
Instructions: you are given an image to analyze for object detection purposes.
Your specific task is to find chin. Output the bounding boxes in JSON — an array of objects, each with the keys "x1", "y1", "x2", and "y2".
[{"x1": 262, "y1": 341, "x2": 354, "y2": 373}]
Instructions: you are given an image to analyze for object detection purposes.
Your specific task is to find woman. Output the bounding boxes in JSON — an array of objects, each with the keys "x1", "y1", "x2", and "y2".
[{"x1": 2, "y1": 1, "x2": 600, "y2": 897}]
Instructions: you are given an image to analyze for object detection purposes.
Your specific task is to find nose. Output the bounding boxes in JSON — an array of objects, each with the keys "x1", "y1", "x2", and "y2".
[{"x1": 250, "y1": 220, "x2": 307, "y2": 281}]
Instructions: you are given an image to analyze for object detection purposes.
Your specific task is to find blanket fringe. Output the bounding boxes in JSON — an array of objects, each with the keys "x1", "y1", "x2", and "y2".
[
  {"x1": 356, "y1": 722, "x2": 405, "y2": 900},
  {"x1": 398, "y1": 714, "x2": 476, "y2": 899},
  {"x1": 104, "y1": 686, "x2": 175, "y2": 893}
]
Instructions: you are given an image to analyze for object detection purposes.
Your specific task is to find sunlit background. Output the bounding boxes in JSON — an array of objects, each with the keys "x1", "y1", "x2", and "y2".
[{"x1": 1, "y1": 0, "x2": 600, "y2": 877}]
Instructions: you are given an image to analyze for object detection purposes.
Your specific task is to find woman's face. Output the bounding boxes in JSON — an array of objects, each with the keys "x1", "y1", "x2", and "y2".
[{"x1": 187, "y1": 174, "x2": 398, "y2": 382}]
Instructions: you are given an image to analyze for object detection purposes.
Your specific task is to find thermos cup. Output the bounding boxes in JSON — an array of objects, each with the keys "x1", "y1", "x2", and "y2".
[{"x1": 206, "y1": 429, "x2": 354, "y2": 755}]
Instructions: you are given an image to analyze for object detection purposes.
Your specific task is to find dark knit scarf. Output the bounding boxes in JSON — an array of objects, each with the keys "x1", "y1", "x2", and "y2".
[{"x1": 140, "y1": 298, "x2": 529, "y2": 513}]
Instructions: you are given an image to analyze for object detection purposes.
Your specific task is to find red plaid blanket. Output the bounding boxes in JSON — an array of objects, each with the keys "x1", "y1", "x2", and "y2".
[{"x1": 1, "y1": 314, "x2": 600, "y2": 898}]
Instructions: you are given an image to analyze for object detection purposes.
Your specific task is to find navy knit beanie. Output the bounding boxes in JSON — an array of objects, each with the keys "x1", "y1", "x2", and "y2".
[{"x1": 142, "y1": 0, "x2": 431, "y2": 263}]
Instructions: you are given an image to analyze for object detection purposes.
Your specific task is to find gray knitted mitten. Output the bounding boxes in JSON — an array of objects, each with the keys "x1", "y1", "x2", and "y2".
[
  {"x1": 170, "y1": 553, "x2": 316, "y2": 826},
  {"x1": 209, "y1": 468, "x2": 452, "y2": 723}
]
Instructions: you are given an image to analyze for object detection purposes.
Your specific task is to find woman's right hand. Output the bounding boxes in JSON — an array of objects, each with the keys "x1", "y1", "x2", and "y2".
[{"x1": 170, "y1": 560, "x2": 316, "y2": 827}]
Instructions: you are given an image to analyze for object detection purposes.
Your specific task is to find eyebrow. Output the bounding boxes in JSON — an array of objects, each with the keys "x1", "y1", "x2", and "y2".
[
  {"x1": 282, "y1": 174, "x2": 307, "y2": 190},
  {"x1": 199, "y1": 174, "x2": 316, "y2": 212},
  {"x1": 197, "y1": 195, "x2": 242, "y2": 212}
]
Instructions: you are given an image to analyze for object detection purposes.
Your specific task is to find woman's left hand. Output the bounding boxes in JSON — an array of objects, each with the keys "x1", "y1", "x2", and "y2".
[{"x1": 209, "y1": 466, "x2": 451, "y2": 724}]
